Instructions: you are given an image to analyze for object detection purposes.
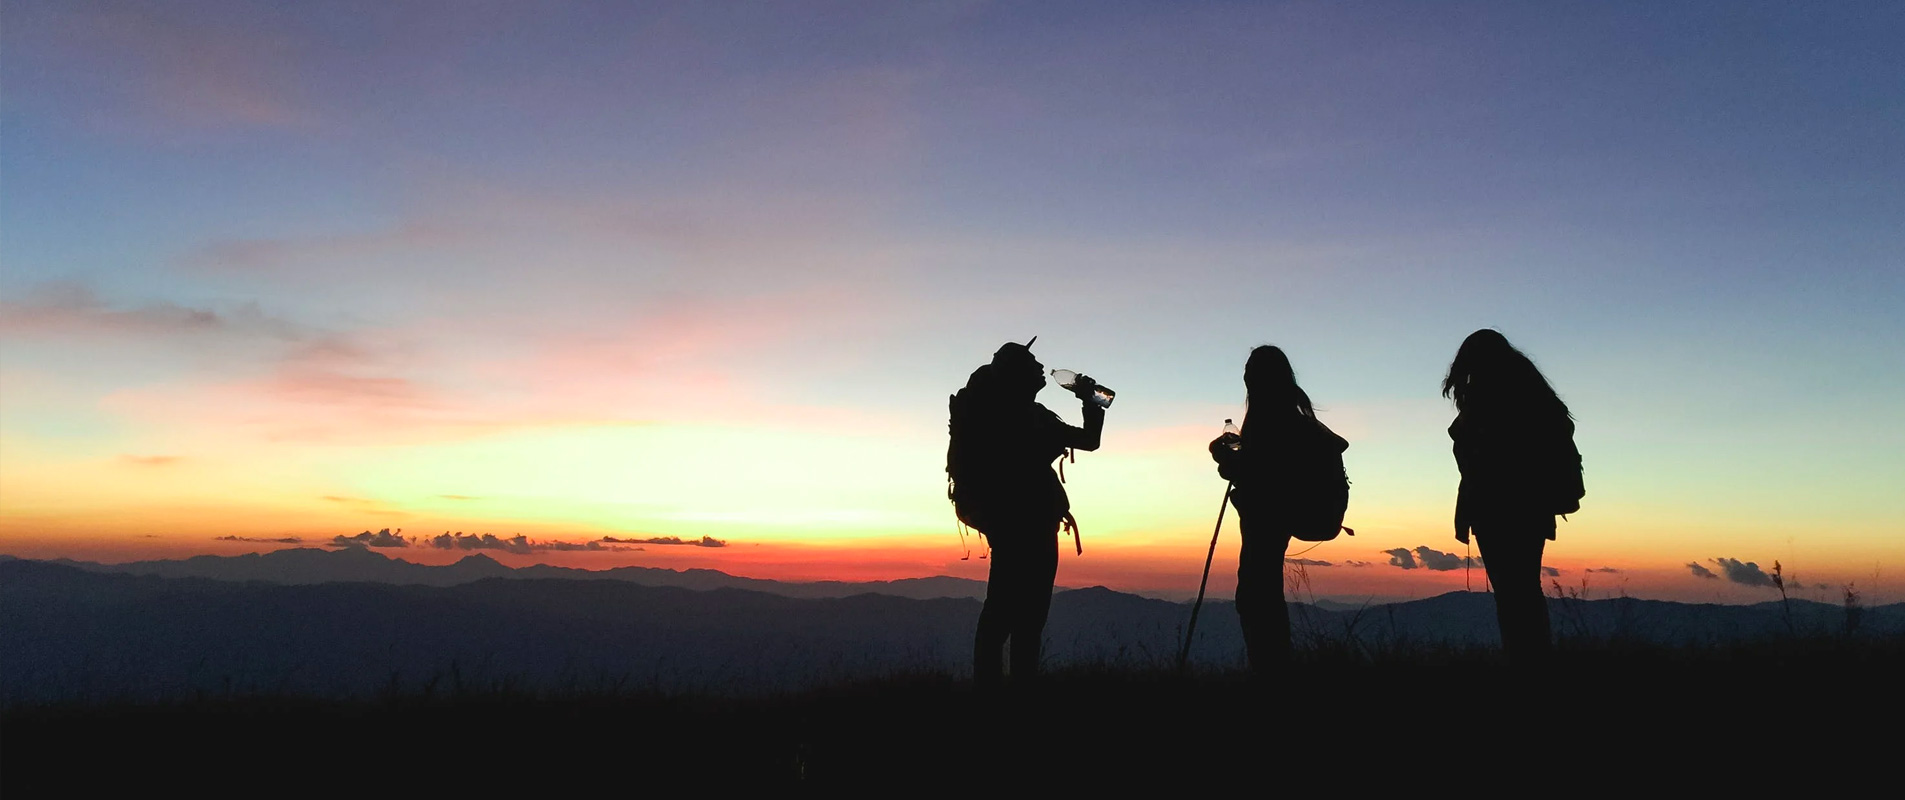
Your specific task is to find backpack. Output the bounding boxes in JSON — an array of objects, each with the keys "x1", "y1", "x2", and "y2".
[
  {"x1": 1223, "y1": 417, "x2": 1354, "y2": 543},
  {"x1": 1288, "y1": 434, "x2": 1353, "y2": 543},
  {"x1": 1552, "y1": 437, "x2": 1585, "y2": 516},
  {"x1": 946, "y1": 369, "x2": 1011, "y2": 534},
  {"x1": 946, "y1": 391, "x2": 983, "y2": 530}
]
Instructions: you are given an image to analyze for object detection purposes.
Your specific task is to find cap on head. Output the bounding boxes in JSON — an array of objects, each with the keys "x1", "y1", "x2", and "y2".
[{"x1": 991, "y1": 337, "x2": 1038, "y2": 366}]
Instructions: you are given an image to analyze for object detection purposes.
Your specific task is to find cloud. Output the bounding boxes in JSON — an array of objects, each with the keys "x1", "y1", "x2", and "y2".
[
  {"x1": 1342, "y1": 560, "x2": 1372, "y2": 568},
  {"x1": 1412, "y1": 547, "x2": 1476, "y2": 572},
  {"x1": 268, "y1": 372, "x2": 436, "y2": 411},
  {"x1": 1687, "y1": 562, "x2": 1718, "y2": 579},
  {"x1": 188, "y1": 223, "x2": 468, "y2": 272},
  {"x1": 1540, "y1": 566, "x2": 1561, "y2": 577},
  {"x1": 541, "y1": 540, "x2": 640, "y2": 552},
  {"x1": 1710, "y1": 557, "x2": 1776, "y2": 588},
  {"x1": 215, "y1": 535, "x2": 303, "y2": 544},
  {"x1": 603, "y1": 535, "x2": 728, "y2": 548},
  {"x1": 1586, "y1": 567, "x2": 1622, "y2": 574},
  {"x1": 121, "y1": 454, "x2": 183, "y2": 467},
  {"x1": 427, "y1": 532, "x2": 642, "y2": 554},
  {"x1": 429, "y1": 532, "x2": 533, "y2": 555},
  {"x1": 1382, "y1": 546, "x2": 1483, "y2": 572},
  {"x1": 1285, "y1": 558, "x2": 1333, "y2": 567},
  {"x1": 0, "y1": 283, "x2": 299, "y2": 341},
  {"x1": 330, "y1": 529, "x2": 409, "y2": 548}
]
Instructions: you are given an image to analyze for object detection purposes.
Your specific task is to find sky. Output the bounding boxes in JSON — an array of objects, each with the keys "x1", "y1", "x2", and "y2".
[{"x1": 3, "y1": 1, "x2": 1902, "y2": 604}]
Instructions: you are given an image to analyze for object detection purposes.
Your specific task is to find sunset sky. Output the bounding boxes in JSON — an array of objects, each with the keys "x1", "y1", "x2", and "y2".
[{"x1": 4, "y1": 1, "x2": 1901, "y2": 604}]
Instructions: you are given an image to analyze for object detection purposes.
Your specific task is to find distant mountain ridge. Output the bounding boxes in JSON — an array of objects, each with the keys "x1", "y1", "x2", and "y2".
[
  {"x1": 28, "y1": 547, "x2": 1001, "y2": 600},
  {"x1": 4, "y1": 558, "x2": 1901, "y2": 704}
]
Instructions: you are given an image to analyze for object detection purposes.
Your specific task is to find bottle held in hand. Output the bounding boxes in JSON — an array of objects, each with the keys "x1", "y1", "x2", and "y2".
[
  {"x1": 1222, "y1": 418, "x2": 1241, "y2": 450},
  {"x1": 1051, "y1": 369, "x2": 1115, "y2": 408}
]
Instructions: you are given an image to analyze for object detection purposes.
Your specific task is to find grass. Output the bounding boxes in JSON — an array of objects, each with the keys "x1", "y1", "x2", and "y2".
[{"x1": 5, "y1": 632, "x2": 1899, "y2": 791}]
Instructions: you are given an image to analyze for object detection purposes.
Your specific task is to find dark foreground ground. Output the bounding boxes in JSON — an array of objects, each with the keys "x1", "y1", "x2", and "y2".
[{"x1": 5, "y1": 639, "x2": 1900, "y2": 792}]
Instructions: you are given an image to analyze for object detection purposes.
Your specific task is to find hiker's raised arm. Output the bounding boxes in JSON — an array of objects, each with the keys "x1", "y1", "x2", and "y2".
[
  {"x1": 1064, "y1": 400, "x2": 1105, "y2": 451},
  {"x1": 1056, "y1": 373, "x2": 1106, "y2": 451}
]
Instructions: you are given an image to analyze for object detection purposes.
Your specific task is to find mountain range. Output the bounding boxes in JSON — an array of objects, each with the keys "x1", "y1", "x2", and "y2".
[
  {"x1": 17, "y1": 547, "x2": 999, "y2": 599},
  {"x1": 5, "y1": 553, "x2": 1900, "y2": 704}
]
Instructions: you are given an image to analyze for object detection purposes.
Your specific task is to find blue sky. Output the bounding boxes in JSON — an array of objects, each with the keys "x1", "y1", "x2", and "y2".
[{"x1": 4, "y1": 1, "x2": 1902, "y2": 600}]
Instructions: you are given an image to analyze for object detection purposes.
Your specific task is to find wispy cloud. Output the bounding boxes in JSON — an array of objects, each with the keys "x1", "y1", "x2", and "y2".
[
  {"x1": 0, "y1": 283, "x2": 298, "y2": 341},
  {"x1": 215, "y1": 535, "x2": 303, "y2": 544},
  {"x1": 603, "y1": 535, "x2": 728, "y2": 548},
  {"x1": 187, "y1": 223, "x2": 470, "y2": 272},
  {"x1": 541, "y1": 540, "x2": 640, "y2": 552},
  {"x1": 427, "y1": 532, "x2": 648, "y2": 554},
  {"x1": 1687, "y1": 562, "x2": 1718, "y2": 579}
]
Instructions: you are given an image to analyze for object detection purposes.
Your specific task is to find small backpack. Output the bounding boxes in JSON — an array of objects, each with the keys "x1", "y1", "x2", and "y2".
[
  {"x1": 1224, "y1": 418, "x2": 1354, "y2": 543},
  {"x1": 1289, "y1": 430, "x2": 1353, "y2": 543},
  {"x1": 1552, "y1": 437, "x2": 1585, "y2": 516}
]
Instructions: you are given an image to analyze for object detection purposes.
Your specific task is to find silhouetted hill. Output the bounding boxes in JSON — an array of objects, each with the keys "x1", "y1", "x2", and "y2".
[
  {"x1": 0, "y1": 559, "x2": 1200, "y2": 703},
  {"x1": 36, "y1": 548, "x2": 997, "y2": 600},
  {"x1": 5, "y1": 559, "x2": 1900, "y2": 705}
]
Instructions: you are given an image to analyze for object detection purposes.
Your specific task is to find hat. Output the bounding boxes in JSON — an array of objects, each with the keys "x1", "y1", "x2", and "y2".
[{"x1": 991, "y1": 336, "x2": 1038, "y2": 367}]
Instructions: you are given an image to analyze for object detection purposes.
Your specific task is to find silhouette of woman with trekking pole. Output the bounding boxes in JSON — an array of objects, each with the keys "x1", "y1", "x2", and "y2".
[
  {"x1": 1444, "y1": 329, "x2": 1583, "y2": 662},
  {"x1": 1182, "y1": 345, "x2": 1350, "y2": 672}
]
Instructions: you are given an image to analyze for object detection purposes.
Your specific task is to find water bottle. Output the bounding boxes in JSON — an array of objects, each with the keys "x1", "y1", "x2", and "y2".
[
  {"x1": 1050, "y1": 369, "x2": 1115, "y2": 408},
  {"x1": 1222, "y1": 418, "x2": 1241, "y2": 450}
]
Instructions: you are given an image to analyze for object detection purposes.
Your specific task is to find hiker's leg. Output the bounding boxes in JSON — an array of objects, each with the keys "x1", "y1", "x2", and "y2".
[
  {"x1": 1236, "y1": 528, "x2": 1291, "y2": 671},
  {"x1": 1478, "y1": 530, "x2": 1551, "y2": 660},
  {"x1": 1007, "y1": 523, "x2": 1060, "y2": 681},
  {"x1": 973, "y1": 535, "x2": 1012, "y2": 686}
]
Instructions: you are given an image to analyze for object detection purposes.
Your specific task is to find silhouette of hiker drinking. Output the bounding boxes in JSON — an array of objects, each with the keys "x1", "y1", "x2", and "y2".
[
  {"x1": 1208, "y1": 346, "x2": 1348, "y2": 671},
  {"x1": 1444, "y1": 329, "x2": 1584, "y2": 661},
  {"x1": 947, "y1": 339, "x2": 1106, "y2": 686}
]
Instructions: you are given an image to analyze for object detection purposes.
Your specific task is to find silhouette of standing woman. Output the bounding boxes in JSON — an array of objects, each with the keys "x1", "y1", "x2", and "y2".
[
  {"x1": 1209, "y1": 346, "x2": 1347, "y2": 671},
  {"x1": 947, "y1": 340, "x2": 1105, "y2": 687},
  {"x1": 1444, "y1": 329, "x2": 1583, "y2": 661}
]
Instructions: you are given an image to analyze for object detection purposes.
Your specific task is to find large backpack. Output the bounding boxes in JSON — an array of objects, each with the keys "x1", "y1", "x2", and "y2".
[
  {"x1": 946, "y1": 391, "x2": 983, "y2": 530},
  {"x1": 946, "y1": 369, "x2": 1008, "y2": 533}
]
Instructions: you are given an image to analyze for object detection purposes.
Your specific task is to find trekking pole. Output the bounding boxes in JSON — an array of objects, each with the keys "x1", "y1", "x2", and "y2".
[{"x1": 1177, "y1": 482, "x2": 1233, "y2": 672}]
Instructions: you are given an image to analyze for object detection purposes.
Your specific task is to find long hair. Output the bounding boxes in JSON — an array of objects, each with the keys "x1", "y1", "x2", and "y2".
[
  {"x1": 1442, "y1": 329, "x2": 1571, "y2": 418},
  {"x1": 1242, "y1": 346, "x2": 1314, "y2": 439}
]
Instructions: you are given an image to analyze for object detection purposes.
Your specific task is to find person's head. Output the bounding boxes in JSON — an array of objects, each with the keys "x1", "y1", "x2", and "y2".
[
  {"x1": 1244, "y1": 345, "x2": 1314, "y2": 419},
  {"x1": 1442, "y1": 328, "x2": 1569, "y2": 416},
  {"x1": 989, "y1": 339, "x2": 1045, "y2": 401}
]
